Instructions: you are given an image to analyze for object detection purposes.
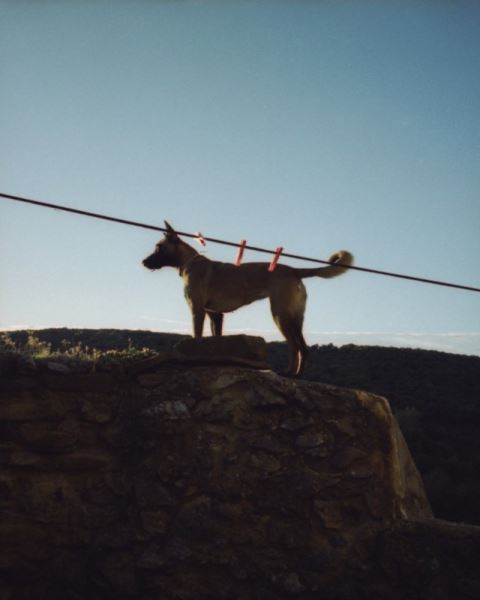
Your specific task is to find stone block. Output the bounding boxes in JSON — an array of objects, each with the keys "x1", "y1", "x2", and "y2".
[
  {"x1": 19, "y1": 422, "x2": 77, "y2": 453},
  {"x1": 0, "y1": 391, "x2": 66, "y2": 421},
  {"x1": 176, "y1": 334, "x2": 268, "y2": 365}
]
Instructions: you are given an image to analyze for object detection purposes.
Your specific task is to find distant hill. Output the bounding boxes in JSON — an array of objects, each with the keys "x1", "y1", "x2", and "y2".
[{"x1": 3, "y1": 328, "x2": 480, "y2": 525}]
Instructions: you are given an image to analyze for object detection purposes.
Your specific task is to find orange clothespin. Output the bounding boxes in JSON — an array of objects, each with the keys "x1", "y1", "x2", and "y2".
[
  {"x1": 234, "y1": 240, "x2": 247, "y2": 266},
  {"x1": 268, "y1": 246, "x2": 283, "y2": 272},
  {"x1": 195, "y1": 232, "x2": 206, "y2": 247}
]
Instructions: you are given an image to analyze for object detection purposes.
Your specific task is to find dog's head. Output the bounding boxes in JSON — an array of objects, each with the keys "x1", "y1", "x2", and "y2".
[{"x1": 142, "y1": 221, "x2": 182, "y2": 270}]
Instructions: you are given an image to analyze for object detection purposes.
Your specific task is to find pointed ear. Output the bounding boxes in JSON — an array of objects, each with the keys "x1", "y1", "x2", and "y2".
[{"x1": 164, "y1": 221, "x2": 177, "y2": 238}]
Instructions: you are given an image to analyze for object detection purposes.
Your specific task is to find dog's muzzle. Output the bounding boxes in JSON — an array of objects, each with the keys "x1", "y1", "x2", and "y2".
[{"x1": 142, "y1": 256, "x2": 158, "y2": 270}]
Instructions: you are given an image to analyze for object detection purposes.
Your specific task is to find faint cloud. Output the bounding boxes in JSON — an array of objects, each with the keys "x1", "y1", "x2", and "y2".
[
  {"x1": 139, "y1": 316, "x2": 189, "y2": 325},
  {"x1": 1, "y1": 324, "x2": 44, "y2": 331}
]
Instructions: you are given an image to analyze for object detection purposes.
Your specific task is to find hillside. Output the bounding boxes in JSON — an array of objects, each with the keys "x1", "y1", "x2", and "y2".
[{"x1": 3, "y1": 327, "x2": 480, "y2": 525}]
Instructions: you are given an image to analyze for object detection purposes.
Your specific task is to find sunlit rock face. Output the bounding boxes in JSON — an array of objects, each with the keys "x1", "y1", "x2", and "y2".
[{"x1": 1, "y1": 340, "x2": 479, "y2": 599}]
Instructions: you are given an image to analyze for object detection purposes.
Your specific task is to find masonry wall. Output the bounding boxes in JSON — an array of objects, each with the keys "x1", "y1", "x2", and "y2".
[{"x1": 1, "y1": 355, "x2": 479, "y2": 599}]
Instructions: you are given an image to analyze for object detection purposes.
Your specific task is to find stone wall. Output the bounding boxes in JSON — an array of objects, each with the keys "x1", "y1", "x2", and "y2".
[{"x1": 1, "y1": 352, "x2": 479, "y2": 599}]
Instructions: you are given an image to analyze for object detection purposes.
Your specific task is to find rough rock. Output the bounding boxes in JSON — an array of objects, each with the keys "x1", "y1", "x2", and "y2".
[{"x1": 1, "y1": 341, "x2": 479, "y2": 599}]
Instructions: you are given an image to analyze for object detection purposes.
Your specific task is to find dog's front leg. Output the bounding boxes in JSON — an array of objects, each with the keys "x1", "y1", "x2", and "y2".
[
  {"x1": 208, "y1": 312, "x2": 224, "y2": 337},
  {"x1": 192, "y1": 309, "x2": 206, "y2": 338}
]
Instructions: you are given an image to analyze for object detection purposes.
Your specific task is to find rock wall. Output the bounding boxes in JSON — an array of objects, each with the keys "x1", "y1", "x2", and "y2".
[{"x1": 1, "y1": 350, "x2": 479, "y2": 599}]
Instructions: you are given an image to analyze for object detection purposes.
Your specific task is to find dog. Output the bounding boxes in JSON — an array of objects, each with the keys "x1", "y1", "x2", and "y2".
[{"x1": 142, "y1": 221, "x2": 353, "y2": 377}]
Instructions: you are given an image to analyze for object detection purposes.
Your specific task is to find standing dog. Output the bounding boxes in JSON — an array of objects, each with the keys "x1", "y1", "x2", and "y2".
[{"x1": 142, "y1": 222, "x2": 353, "y2": 377}]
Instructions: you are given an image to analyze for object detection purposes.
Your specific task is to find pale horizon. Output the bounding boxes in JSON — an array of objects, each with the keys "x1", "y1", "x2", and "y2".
[{"x1": 2, "y1": 323, "x2": 479, "y2": 357}]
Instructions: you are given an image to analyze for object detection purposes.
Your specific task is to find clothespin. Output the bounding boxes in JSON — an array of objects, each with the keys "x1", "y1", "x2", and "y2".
[
  {"x1": 195, "y1": 232, "x2": 206, "y2": 247},
  {"x1": 234, "y1": 239, "x2": 247, "y2": 266},
  {"x1": 268, "y1": 246, "x2": 283, "y2": 272}
]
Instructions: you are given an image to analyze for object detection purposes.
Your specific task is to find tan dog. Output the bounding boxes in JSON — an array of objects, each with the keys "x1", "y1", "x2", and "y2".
[{"x1": 143, "y1": 222, "x2": 353, "y2": 377}]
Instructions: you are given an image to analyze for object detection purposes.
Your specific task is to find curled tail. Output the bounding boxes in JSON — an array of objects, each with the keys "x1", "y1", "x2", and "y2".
[{"x1": 295, "y1": 251, "x2": 354, "y2": 279}]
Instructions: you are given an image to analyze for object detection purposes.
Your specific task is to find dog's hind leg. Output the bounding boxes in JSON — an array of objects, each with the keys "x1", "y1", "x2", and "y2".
[
  {"x1": 208, "y1": 312, "x2": 224, "y2": 337},
  {"x1": 269, "y1": 280, "x2": 308, "y2": 377},
  {"x1": 273, "y1": 317, "x2": 308, "y2": 377},
  {"x1": 293, "y1": 328, "x2": 309, "y2": 377}
]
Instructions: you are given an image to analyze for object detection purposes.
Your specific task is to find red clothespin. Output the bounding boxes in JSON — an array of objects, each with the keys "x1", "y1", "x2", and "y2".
[
  {"x1": 195, "y1": 232, "x2": 206, "y2": 247},
  {"x1": 234, "y1": 239, "x2": 247, "y2": 266},
  {"x1": 268, "y1": 246, "x2": 283, "y2": 272}
]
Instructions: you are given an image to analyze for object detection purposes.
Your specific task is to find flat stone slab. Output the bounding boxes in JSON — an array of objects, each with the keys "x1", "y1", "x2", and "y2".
[
  {"x1": 124, "y1": 336, "x2": 270, "y2": 375},
  {"x1": 175, "y1": 334, "x2": 268, "y2": 365}
]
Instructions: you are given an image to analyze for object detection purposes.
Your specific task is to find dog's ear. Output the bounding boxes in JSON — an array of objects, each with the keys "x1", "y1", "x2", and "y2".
[{"x1": 164, "y1": 221, "x2": 178, "y2": 239}]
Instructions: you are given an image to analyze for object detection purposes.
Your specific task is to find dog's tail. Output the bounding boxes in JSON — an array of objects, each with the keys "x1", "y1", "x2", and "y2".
[{"x1": 295, "y1": 251, "x2": 354, "y2": 279}]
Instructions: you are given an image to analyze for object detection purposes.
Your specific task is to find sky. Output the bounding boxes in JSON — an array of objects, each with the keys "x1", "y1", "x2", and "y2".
[{"x1": 1, "y1": 0, "x2": 479, "y2": 356}]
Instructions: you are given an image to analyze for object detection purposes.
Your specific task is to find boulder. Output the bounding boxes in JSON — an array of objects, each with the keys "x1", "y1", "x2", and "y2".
[{"x1": 1, "y1": 341, "x2": 479, "y2": 599}]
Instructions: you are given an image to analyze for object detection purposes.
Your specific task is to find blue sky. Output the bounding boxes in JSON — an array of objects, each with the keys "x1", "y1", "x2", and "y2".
[{"x1": 1, "y1": 1, "x2": 479, "y2": 355}]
